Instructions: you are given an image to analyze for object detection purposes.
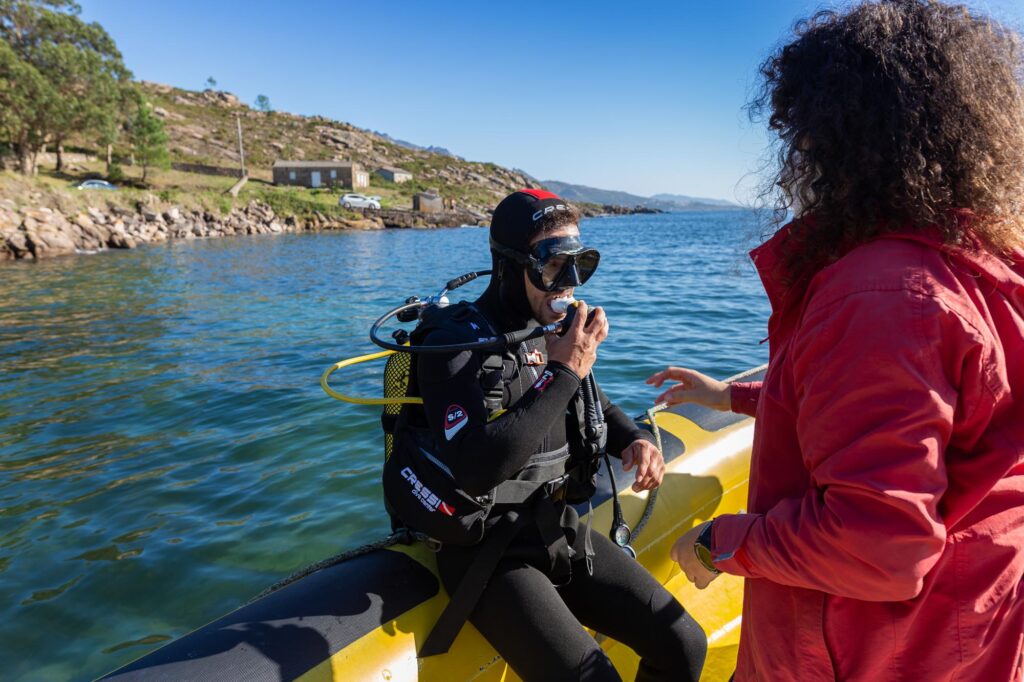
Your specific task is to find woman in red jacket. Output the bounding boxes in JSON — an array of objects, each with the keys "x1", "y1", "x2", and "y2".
[{"x1": 649, "y1": 1, "x2": 1024, "y2": 680}]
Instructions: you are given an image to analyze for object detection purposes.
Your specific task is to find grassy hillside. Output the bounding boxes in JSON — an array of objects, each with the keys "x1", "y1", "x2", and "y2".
[
  {"x1": 5, "y1": 82, "x2": 652, "y2": 222},
  {"x1": 138, "y1": 82, "x2": 538, "y2": 213}
]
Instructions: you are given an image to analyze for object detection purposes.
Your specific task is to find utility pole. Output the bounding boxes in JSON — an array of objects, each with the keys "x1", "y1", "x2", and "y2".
[{"x1": 236, "y1": 113, "x2": 246, "y2": 177}]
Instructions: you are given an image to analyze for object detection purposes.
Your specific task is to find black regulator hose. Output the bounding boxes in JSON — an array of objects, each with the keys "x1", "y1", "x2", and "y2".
[
  {"x1": 368, "y1": 269, "x2": 572, "y2": 354},
  {"x1": 368, "y1": 303, "x2": 552, "y2": 353}
]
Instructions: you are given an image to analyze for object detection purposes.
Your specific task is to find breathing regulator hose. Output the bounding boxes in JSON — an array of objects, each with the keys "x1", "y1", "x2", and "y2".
[
  {"x1": 326, "y1": 271, "x2": 584, "y2": 405},
  {"x1": 368, "y1": 270, "x2": 576, "y2": 354}
]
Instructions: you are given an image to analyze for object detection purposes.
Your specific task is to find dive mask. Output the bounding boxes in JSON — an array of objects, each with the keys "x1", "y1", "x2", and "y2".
[{"x1": 490, "y1": 235, "x2": 600, "y2": 292}]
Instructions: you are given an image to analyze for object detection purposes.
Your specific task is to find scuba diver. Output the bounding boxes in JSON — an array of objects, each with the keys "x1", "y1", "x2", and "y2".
[{"x1": 383, "y1": 189, "x2": 707, "y2": 681}]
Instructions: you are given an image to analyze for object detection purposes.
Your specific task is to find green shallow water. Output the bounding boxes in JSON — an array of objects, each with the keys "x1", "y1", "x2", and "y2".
[{"x1": 0, "y1": 212, "x2": 769, "y2": 680}]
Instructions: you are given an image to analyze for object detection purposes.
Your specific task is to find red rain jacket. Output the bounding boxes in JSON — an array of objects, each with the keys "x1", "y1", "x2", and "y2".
[{"x1": 712, "y1": 224, "x2": 1024, "y2": 681}]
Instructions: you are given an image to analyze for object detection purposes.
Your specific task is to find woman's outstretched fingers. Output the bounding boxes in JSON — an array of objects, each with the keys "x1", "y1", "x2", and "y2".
[
  {"x1": 655, "y1": 383, "x2": 690, "y2": 406},
  {"x1": 650, "y1": 366, "x2": 732, "y2": 411},
  {"x1": 646, "y1": 366, "x2": 682, "y2": 387}
]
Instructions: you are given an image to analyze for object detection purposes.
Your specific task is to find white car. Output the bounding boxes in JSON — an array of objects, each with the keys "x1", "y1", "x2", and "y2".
[
  {"x1": 76, "y1": 179, "x2": 118, "y2": 191},
  {"x1": 339, "y1": 193, "x2": 381, "y2": 210}
]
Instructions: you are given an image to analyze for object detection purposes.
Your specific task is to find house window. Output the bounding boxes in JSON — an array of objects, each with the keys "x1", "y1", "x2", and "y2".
[
  {"x1": 330, "y1": 170, "x2": 337, "y2": 179},
  {"x1": 289, "y1": 171, "x2": 296, "y2": 181}
]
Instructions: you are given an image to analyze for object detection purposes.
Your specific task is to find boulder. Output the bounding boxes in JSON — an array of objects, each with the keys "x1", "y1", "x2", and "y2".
[
  {"x1": 4, "y1": 229, "x2": 30, "y2": 259},
  {"x1": 141, "y1": 208, "x2": 163, "y2": 223},
  {"x1": 87, "y1": 207, "x2": 108, "y2": 224},
  {"x1": 26, "y1": 224, "x2": 77, "y2": 258},
  {"x1": 73, "y1": 214, "x2": 110, "y2": 250},
  {"x1": 107, "y1": 220, "x2": 136, "y2": 249},
  {"x1": 342, "y1": 218, "x2": 384, "y2": 230},
  {"x1": 152, "y1": 106, "x2": 185, "y2": 121}
]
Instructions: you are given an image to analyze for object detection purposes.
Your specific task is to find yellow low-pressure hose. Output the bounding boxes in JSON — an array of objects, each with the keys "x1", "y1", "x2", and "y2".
[{"x1": 320, "y1": 349, "x2": 424, "y2": 405}]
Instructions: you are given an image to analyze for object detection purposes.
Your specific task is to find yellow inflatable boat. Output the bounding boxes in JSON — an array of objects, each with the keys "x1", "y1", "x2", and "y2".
[{"x1": 103, "y1": 366, "x2": 764, "y2": 682}]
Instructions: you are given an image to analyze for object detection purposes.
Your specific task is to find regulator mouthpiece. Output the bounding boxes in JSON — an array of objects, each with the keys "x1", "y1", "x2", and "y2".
[
  {"x1": 550, "y1": 296, "x2": 576, "y2": 315},
  {"x1": 554, "y1": 299, "x2": 598, "y2": 337}
]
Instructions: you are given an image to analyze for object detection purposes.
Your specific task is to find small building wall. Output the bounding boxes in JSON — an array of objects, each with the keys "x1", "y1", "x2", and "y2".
[
  {"x1": 413, "y1": 193, "x2": 444, "y2": 213},
  {"x1": 377, "y1": 168, "x2": 412, "y2": 184},
  {"x1": 272, "y1": 162, "x2": 368, "y2": 189}
]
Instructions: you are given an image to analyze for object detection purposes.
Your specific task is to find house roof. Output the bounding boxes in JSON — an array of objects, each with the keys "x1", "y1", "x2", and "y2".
[
  {"x1": 378, "y1": 166, "x2": 412, "y2": 175},
  {"x1": 272, "y1": 160, "x2": 358, "y2": 169}
]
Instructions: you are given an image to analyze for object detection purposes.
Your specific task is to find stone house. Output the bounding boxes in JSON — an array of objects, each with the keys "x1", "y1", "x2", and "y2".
[
  {"x1": 413, "y1": 192, "x2": 443, "y2": 213},
  {"x1": 272, "y1": 160, "x2": 369, "y2": 189},
  {"x1": 376, "y1": 166, "x2": 413, "y2": 183}
]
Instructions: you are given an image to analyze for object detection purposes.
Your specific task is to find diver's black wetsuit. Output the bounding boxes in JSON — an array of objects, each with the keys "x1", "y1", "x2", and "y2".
[{"x1": 417, "y1": 290, "x2": 707, "y2": 682}]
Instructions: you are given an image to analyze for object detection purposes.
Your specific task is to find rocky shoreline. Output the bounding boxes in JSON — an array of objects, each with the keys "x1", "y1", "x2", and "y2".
[
  {"x1": 0, "y1": 199, "x2": 493, "y2": 261},
  {"x1": 0, "y1": 199, "x2": 659, "y2": 262}
]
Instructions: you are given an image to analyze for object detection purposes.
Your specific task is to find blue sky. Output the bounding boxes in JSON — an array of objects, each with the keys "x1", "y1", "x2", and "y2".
[{"x1": 78, "y1": 1, "x2": 1024, "y2": 203}]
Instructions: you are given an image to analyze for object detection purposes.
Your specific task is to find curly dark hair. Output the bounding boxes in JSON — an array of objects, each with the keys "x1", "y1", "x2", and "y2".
[{"x1": 753, "y1": 0, "x2": 1024, "y2": 290}]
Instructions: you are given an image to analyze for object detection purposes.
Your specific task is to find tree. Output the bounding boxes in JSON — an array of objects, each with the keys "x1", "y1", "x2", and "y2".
[
  {"x1": 254, "y1": 94, "x2": 271, "y2": 113},
  {"x1": 129, "y1": 101, "x2": 168, "y2": 183},
  {"x1": 0, "y1": 0, "x2": 131, "y2": 174},
  {"x1": 97, "y1": 85, "x2": 139, "y2": 176},
  {"x1": 205, "y1": 76, "x2": 216, "y2": 89},
  {"x1": 0, "y1": 39, "x2": 55, "y2": 173}
]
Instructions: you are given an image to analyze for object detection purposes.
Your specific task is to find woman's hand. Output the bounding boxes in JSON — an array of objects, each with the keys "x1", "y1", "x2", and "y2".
[
  {"x1": 621, "y1": 439, "x2": 664, "y2": 492},
  {"x1": 646, "y1": 366, "x2": 732, "y2": 411},
  {"x1": 670, "y1": 521, "x2": 721, "y2": 589}
]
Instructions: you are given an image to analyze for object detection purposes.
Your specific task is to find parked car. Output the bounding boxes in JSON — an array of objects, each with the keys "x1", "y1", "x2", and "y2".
[
  {"x1": 339, "y1": 193, "x2": 380, "y2": 210},
  {"x1": 76, "y1": 179, "x2": 118, "y2": 191}
]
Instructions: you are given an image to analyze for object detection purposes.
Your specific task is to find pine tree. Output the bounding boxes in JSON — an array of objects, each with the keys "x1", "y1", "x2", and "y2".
[{"x1": 129, "y1": 102, "x2": 169, "y2": 183}]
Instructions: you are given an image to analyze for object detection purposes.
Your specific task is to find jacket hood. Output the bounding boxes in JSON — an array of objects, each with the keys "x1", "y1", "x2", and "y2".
[
  {"x1": 751, "y1": 218, "x2": 1024, "y2": 317},
  {"x1": 880, "y1": 232, "x2": 1024, "y2": 317}
]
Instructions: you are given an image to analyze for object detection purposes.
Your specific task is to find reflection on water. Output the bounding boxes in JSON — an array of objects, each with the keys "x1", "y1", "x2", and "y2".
[{"x1": 0, "y1": 212, "x2": 769, "y2": 680}]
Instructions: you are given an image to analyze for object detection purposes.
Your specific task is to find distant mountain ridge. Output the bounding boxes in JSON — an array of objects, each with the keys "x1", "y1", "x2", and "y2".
[
  {"x1": 371, "y1": 130, "x2": 459, "y2": 159},
  {"x1": 542, "y1": 180, "x2": 743, "y2": 212}
]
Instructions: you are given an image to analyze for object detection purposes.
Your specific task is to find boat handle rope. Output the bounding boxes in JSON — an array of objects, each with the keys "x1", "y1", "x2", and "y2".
[{"x1": 629, "y1": 402, "x2": 668, "y2": 542}]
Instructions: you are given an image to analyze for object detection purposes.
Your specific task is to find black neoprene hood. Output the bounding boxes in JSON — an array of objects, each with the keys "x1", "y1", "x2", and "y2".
[
  {"x1": 489, "y1": 189, "x2": 571, "y2": 252},
  {"x1": 484, "y1": 189, "x2": 573, "y2": 323}
]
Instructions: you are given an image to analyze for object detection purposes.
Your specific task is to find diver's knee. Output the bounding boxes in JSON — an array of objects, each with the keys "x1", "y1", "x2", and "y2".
[{"x1": 578, "y1": 646, "x2": 622, "y2": 682}]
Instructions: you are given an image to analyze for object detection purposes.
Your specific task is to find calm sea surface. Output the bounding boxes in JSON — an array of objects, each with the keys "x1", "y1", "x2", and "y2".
[{"x1": 0, "y1": 212, "x2": 770, "y2": 680}]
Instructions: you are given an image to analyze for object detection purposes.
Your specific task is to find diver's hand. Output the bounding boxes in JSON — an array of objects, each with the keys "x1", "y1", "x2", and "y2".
[
  {"x1": 621, "y1": 439, "x2": 664, "y2": 492},
  {"x1": 646, "y1": 366, "x2": 731, "y2": 411},
  {"x1": 546, "y1": 300, "x2": 607, "y2": 378},
  {"x1": 671, "y1": 521, "x2": 720, "y2": 590}
]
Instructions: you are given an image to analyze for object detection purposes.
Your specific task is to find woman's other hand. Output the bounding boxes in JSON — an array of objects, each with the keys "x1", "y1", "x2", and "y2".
[
  {"x1": 646, "y1": 366, "x2": 731, "y2": 411},
  {"x1": 670, "y1": 521, "x2": 721, "y2": 590}
]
